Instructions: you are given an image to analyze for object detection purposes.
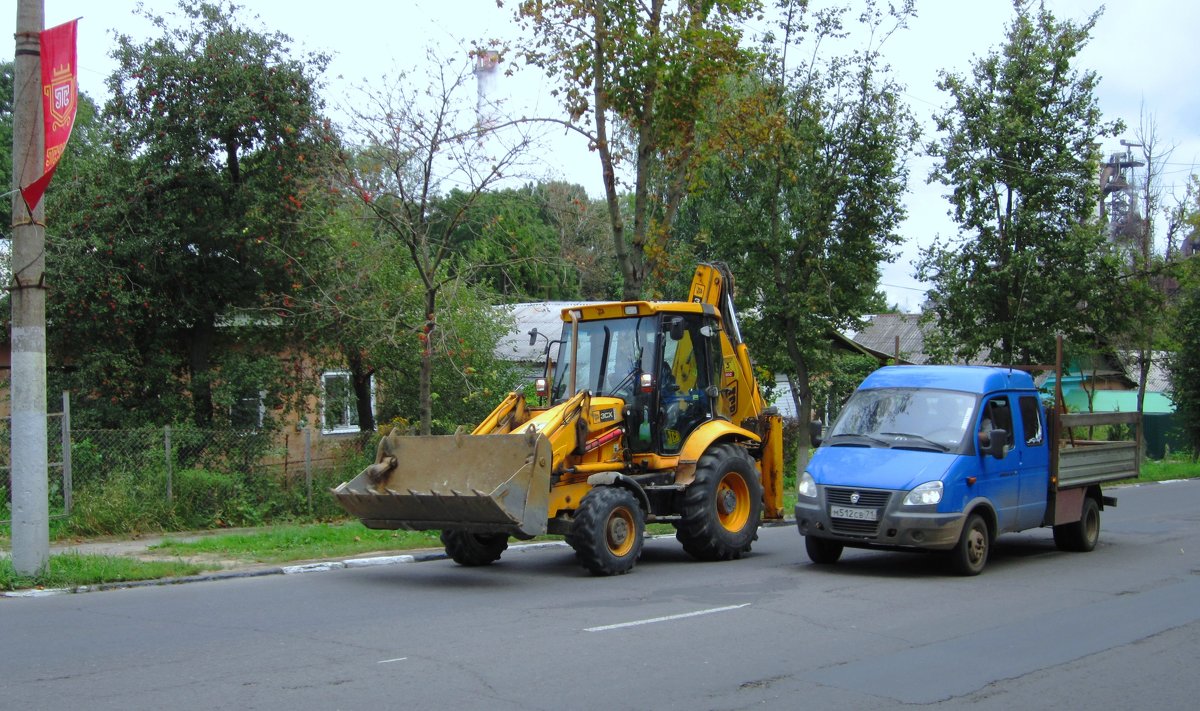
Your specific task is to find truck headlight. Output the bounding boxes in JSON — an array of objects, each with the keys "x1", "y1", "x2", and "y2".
[
  {"x1": 797, "y1": 472, "x2": 817, "y2": 499},
  {"x1": 903, "y1": 481, "x2": 943, "y2": 506}
]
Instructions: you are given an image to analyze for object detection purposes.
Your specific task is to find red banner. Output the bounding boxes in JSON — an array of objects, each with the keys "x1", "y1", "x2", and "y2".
[{"x1": 19, "y1": 19, "x2": 79, "y2": 211}]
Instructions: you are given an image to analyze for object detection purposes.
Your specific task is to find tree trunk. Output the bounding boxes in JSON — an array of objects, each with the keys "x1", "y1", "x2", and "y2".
[
  {"x1": 419, "y1": 291, "x2": 436, "y2": 435},
  {"x1": 345, "y1": 346, "x2": 376, "y2": 432},
  {"x1": 187, "y1": 315, "x2": 217, "y2": 427}
]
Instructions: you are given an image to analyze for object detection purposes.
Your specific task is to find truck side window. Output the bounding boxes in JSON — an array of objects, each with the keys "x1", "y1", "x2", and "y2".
[
  {"x1": 980, "y1": 397, "x2": 1013, "y2": 446},
  {"x1": 1018, "y1": 395, "x2": 1043, "y2": 445}
]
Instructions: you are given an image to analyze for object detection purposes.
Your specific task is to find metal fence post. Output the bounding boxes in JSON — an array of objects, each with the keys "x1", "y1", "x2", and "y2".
[
  {"x1": 61, "y1": 391, "x2": 72, "y2": 515},
  {"x1": 305, "y1": 427, "x2": 313, "y2": 510},
  {"x1": 164, "y1": 425, "x2": 173, "y2": 503}
]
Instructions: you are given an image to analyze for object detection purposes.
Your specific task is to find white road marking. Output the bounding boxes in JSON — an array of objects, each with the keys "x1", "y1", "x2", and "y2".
[
  {"x1": 377, "y1": 657, "x2": 408, "y2": 664},
  {"x1": 584, "y1": 603, "x2": 751, "y2": 632}
]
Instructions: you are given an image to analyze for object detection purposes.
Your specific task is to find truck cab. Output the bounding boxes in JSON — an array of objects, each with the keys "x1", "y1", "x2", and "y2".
[{"x1": 795, "y1": 365, "x2": 1132, "y2": 575}]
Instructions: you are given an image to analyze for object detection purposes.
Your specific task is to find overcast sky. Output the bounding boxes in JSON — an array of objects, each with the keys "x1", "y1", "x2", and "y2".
[{"x1": 6, "y1": 0, "x2": 1198, "y2": 311}]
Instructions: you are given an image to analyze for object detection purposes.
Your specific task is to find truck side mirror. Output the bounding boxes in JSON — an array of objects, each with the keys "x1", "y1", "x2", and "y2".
[
  {"x1": 808, "y1": 420, "x2": 824, "y2": 447},
  {"x1": 528, "y1": 328, "x2": 539, "y2": 346},
  {"x1": 987, "y1": 429, "x2": 1007, "y2": 458}
]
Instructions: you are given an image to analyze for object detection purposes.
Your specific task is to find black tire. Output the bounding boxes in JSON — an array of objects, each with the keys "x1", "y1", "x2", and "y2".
[
  {"x1": 566, "y1": 486, "x2": 645, "y2": 576},
  {"x1": 440, "y1": 530, "x2": 509, "y2": 567},
  {"x1": 805, "y1": 535, "x2": 844, "y2": 565},
  {"x1": 675, "y1": 443, "x2": 764, "y2": 561},
  {"x1": 949, "y1": 512, "x2": 989, "y2": 576},
  {"x1": 1053, "y1": 496, "x2": 1100, "y2": 552}
]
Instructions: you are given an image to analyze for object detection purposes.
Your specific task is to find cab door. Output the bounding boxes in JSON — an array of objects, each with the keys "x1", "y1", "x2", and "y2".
[
  {"x1": 976, "y1": 395, "x2": 1021, "y2": 532},
  {"x1": 1014, "y1": 395, "x2": 1050, "y2": 529}
]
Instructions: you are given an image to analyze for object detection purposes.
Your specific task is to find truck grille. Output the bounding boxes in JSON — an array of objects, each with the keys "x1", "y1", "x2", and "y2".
[{"x1": 825, "y1": 487, "x2": 891, "y2": 537}]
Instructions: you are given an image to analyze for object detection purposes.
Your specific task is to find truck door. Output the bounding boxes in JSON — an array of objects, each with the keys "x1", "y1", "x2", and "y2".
[
  {"x1": 1015, "y1": 394, "x2": 1050, "y2": 529},
  {"x1": 977, "y1": 395, "x2": 1021, "y2": 532}
]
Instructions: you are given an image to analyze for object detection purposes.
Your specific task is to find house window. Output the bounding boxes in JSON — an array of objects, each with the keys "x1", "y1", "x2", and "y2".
[
  {"x1": 321, "y1": 371, "x2": 372, "y2": 434},
  {"x1": 231, "y1": 390, "x2": 266, "y2": 430}
]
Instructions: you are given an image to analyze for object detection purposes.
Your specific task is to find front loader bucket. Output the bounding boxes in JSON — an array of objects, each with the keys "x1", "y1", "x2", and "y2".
[{"x1": 331, "y1": 431, "x2": 553, "y2": 538}]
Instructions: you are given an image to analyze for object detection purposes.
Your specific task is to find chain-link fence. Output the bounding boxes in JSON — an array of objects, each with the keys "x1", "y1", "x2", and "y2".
[{"x1": 2, "y1": 394, "x2": 376, "y2": 533}]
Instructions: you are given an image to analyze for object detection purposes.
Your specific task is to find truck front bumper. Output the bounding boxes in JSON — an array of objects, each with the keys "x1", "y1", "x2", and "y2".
[{"x1": 795, "y1": 489, "x2": 966, "y2": 551}]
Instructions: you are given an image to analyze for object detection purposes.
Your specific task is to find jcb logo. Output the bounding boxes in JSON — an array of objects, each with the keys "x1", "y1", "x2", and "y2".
[{"x1": 664, "y1": 429, "x2": 681, "y2": 447}]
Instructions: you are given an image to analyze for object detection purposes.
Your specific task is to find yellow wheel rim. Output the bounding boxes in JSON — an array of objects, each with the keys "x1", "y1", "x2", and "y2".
[
  {"x1": 606, "y1": 507, "x2": 636, "y2": 557},
  {"x1": 716, "y1": 471, "x2": 751, "y2": 532}
]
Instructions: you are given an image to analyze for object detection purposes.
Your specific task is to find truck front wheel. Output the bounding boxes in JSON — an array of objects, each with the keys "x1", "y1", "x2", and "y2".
[
  {"x1": 1053, "y1": 496, "x2": 1100, "y2": 552},
  {"x1": 805, "y1": 535, "x2": 843, "y2": 565},
  {"x1": 949, "y1": 513, "x2": 989, "y2": 576}
]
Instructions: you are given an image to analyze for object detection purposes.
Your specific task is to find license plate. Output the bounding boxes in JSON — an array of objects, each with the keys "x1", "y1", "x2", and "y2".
[{"x1": 830, "y1": 505, "x2": 877, "y2": 522}]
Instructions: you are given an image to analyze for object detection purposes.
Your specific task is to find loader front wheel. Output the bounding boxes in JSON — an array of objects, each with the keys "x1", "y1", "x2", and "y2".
[
  {"x1": 676, "y1": 443, "x2": 763, "y2": 561},
  {"x1": 441, "y1": 530, "x2": 509, "y2": 566},
  {"x1": 567, "y1": 486, "x2": 645, "y2": 576}
]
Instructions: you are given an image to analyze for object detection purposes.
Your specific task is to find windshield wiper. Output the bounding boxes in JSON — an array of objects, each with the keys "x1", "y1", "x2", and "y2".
[
  {"x1": 879, "y1": 432, "x2": 950, "y2": 452},
  {"x1": 827, "y1": 433, "x2": 891, "y2": 448}
]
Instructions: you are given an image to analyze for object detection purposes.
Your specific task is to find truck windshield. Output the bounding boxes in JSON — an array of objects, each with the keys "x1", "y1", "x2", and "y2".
[
  {"x1": 551, "y1": 317, "x2": 656, "y2": 403},
  {"x1": 826, "y1": 388, "x2": 976, "y2": 451}
]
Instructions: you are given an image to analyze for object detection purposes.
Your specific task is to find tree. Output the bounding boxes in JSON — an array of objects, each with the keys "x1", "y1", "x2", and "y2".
[
  {"x1": 677, "y1": 0, "x2": 918, "y2": 471},
  {"x1": 515, "y1": 0, "x2": 761, "y2": 299},
  {"x1": 1166, "y1": 177, "x2": 1200, "y2": 458},
  {"x1": 917, "y1": 1, "x2": 1129, "y2": 365},
  {"x1": 338, "y1": 52, "x2": 534, "y2": 435},
  {"x1": 47, "y1": 0, "x2": 337, "y2": 428}
]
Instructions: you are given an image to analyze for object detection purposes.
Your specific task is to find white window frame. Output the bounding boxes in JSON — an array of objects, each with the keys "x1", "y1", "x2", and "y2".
[
  {"x1": 230, "y1": 389, "x2": 266, "y2": 431},
  {"x1": 321, "y1": 370, "x2": 375, "y2": 435}
]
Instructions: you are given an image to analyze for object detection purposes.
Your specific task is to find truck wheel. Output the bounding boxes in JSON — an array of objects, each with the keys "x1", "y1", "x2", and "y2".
[
  {"x1": 949, "y1": 513, "x2": 989, "y2": 576},
  {"x1": 567, "y1": 486, "x2": 645, "y2": 576},
  {"x1": 441, "y1": 530, "x2": 509, "y2": 566},
  {"x1": 1053, "y1": 496, "x2": 1100, "y2": 552},
  {"x1": 805, "y1": 536, "x2": 843, "y2": 565},
  {"x1": 676, "y1": 443, "x2": 763, "y2": 561}
]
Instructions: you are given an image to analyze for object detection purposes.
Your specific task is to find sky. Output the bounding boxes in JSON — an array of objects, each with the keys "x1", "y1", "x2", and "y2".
[{"x1": 5, "y1": 0, "x2": 1198, "y2": 311}]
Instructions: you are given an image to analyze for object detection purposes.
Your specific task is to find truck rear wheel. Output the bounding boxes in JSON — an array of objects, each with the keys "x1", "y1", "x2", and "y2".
[
  {"x1": 805, "y1": 535, "x2": 844, "y2": 565},
  {"x1": 441, "y1": 530, "x2": 509, "y2": 566},
  {"x1": 1053, "y1": 496, "x2": 1100, "y2": 552},
  {"x1": 676, "y1": 443, "x2": 763, "y2": 561},
  {"x1": 567, "y1": 486, "x2": 645, "y2": 576},
  {"x1": 949, "y1": 513, "x2": 989, "y2": 576}
]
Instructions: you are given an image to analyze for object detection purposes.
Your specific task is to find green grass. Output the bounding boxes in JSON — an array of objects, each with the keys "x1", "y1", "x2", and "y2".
[
  {"x1": 1, "y1": 553, "x2": 205, "y2": 592},
  {"x1": 1135, "y1": 456, "x2": 1200, "y2": 483},
  {"x1": 149, "y1": 522, "x2": 448, "y2": 563}
]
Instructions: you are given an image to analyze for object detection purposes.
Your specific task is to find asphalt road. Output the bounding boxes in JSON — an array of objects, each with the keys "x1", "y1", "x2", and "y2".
[{"x1": 2, "y1": 479, "x2": 1198, "y2": 710}]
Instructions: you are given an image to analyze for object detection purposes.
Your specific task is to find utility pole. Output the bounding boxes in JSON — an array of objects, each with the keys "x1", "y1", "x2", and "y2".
[{"x1": 10, "y1": 0, "x2": 49, "y2": 575}]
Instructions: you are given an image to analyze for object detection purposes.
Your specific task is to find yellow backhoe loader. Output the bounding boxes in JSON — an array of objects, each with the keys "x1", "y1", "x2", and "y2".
[{"x1": 332, "y1": 263, "x2": 784, "y2": 575}]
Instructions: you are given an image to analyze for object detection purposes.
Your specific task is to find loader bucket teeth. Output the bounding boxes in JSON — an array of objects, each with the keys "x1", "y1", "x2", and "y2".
[{"x1": 331, "y1": 433, "x2": 553, "y2": 538}]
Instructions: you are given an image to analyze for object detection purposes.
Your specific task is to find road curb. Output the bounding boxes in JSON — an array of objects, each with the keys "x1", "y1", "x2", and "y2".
[{"x1": 0, "y1": 540, "x2": 574, "y2": 597}]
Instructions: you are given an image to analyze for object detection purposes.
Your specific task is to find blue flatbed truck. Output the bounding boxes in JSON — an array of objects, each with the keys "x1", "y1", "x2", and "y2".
[{"x1": 794, "y1": 365, "x2": 1141, "y2": 575}]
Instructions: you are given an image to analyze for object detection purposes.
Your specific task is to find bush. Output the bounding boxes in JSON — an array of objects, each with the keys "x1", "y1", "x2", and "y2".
[
  {"x1": 171, "y1": 468, "x2": 252, "y2": 530},
  {"x1": 68, "y1": 469, "x2": 174, "y2": 536}
]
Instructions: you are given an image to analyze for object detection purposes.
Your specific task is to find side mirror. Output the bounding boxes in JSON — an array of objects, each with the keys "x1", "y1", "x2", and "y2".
[
  {"x1": 987, "y1": 429, "x2": 1008, "y2": 458},
  {"x1": 808, "y1": 420, "x2": 824, "y2": 447},
  {"x1": 527, "y1": 328, "x2": 539, "y2": 347},
  {"x1": 668, "y1": 317, "x2": 685, "y2": 341}
]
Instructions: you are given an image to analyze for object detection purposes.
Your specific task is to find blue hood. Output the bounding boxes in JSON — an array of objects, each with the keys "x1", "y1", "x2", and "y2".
[{"x1": 809, "y1": 446, "x2": 956, "y2": 490}]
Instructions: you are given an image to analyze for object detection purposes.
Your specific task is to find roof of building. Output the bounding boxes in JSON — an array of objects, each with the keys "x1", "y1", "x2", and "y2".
[{"x1": 493, "y1": 301, "x2": 593, "y2": 363}]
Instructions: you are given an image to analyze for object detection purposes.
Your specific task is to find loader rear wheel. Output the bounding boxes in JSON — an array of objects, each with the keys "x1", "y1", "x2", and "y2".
[
  {"x1": 440, "y1": 530, "x2": 509, "y2": 567},
  {"x1": 675, "y1": 443, "x2": 763, "y2": 561},
  {"x1": 567, "y1": 486, "x2": 644, "y2": 576}
]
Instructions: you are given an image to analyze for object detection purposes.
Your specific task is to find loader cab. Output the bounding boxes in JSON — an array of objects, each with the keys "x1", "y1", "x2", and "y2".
[{"x1": 549, "y1": 309, "x2": 723, "y2": 455}]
